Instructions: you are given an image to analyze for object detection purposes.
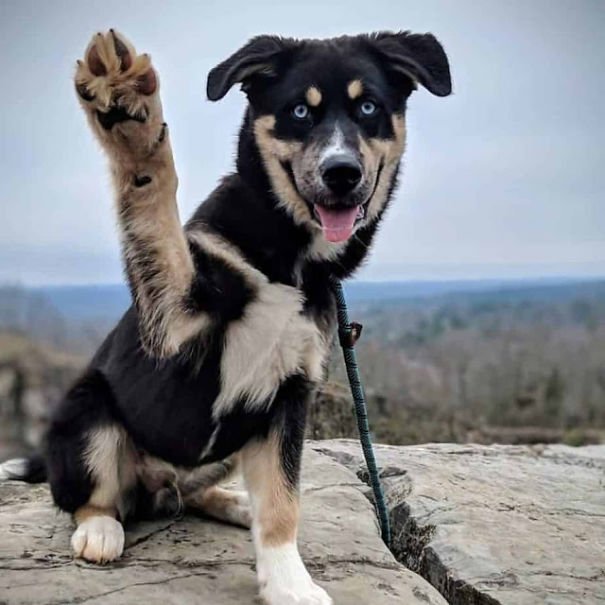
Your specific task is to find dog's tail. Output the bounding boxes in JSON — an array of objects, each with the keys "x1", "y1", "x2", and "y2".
[{"x1": 0, "y1": 453, "x2": 46, "y2": 483}]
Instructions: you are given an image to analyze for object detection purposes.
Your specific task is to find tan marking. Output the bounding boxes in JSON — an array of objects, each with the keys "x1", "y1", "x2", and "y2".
[
  {"x1": 253, "y1": 115, "x2": 311, "y2": 227},
  {"x1": 74, "y1": 504, "x2": 117, "y2": 525},
  {"x1": 114, "y1": 142, "x2": 210, "y2": 358},
  {"x1": 347, "y1": 79, "x2": 363, "y2": 99},
  {"x1": 187, "y1": 230, "x2": 267, "y2": 289},
  {"x1": 305, "y1": 86, "x2": 322, "y2": 107},
  {"x1": 186, "y1": 486, "x2": 252, "y2": 528},
  {"x1": 242, "y1": 433, "x2": 299, "y2": 546},
  {"x1": 84, "y1": 427, "x2": 122, "y2": 510},
  {"x1": 359, "y1": 114, "x2": 407, "y2": 222},
  {"x1": 304, "y1": 237, "x2": 348, "y2": 263},
  {"x1": 84, "y1": 426, "x2": 136, "y2": 518}
]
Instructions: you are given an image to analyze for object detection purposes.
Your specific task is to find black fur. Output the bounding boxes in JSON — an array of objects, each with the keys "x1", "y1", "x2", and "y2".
[
  {"x1": 96, "y1": 106, "x2": 145, "y2": 130},
  {"x1": 21, "y1": 454, "x2": 48, "y2": 483},
  {"x1": 5, "y1": 31, "x2": 451, "y2": 520},
  {"x1": 188, "y1": 175, "x2": 310, "y2": 286},
  {"x1": 46, "y1": 370, "x2": 116, "y2": 513},
  {"x1": 274, "y1": 375, "x2": 313, "y2": 490},
  {"x1": 187, "y1": 240, "x2": 256, "y2": 320}
]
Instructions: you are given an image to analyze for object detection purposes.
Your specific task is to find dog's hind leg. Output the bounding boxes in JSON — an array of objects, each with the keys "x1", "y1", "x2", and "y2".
[
  {"x1": 134, "y1": 454, "x2": 250, "y2": 526},
  {"x1": 241, "y1": 376, "x2": 332, "y2": 605},
  {"x1": 176, "y1": 456, "x2": 251, "y2": 528},
  {"x1": 185, "y1": 485, "x2": 252, "y2": 528},
  {"x1": 46, "y1": 370, "x2": 136, "y2": 564}
]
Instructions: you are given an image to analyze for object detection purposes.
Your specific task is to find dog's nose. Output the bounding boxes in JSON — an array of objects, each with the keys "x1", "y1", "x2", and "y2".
[{"x1": 321, "y1": 155, "x2": 362, "y2": 196}]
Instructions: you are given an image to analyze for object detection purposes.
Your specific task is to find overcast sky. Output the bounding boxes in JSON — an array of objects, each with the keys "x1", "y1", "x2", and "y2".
[{"x1": 0, "y1": 0, "x2": 603, "y2": 285}]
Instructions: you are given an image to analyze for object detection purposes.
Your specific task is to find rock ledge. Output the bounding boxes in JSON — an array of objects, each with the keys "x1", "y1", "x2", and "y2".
[
  {"x1": 0, "y1": 446, "x2": 444, "y2": 605},
  {"x1": 314, "y1": 441, "x2": 605, "y2": 605},
  {"x1": 2, "y1": 442, "x2": 604, "y2": 604}
]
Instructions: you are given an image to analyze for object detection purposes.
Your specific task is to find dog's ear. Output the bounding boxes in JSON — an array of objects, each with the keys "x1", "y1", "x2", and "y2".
[
  {"x1": 207, "y1": 36, "x2": 296, "y2": 101},
  {"x1": 368, "y1": 31, "x2": 452, "y2": 97}
]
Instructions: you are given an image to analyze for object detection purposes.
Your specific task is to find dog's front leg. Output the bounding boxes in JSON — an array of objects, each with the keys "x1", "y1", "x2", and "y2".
[
  {"x1": 242, "y1": 393, "x2": 332, "y2": 605},
  {"x1": 74, "y1": 31, "x2": 211, "y2": 358}
]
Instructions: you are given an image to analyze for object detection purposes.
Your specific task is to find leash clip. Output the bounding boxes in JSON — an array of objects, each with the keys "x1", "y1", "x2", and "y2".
[{"x1": 338, "y1": 321, "x2": 363, "y2": 347}]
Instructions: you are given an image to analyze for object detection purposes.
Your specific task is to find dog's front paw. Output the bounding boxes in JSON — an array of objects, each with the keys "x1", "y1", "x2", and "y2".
[
  {"x1": 71, "y1": 516, "x2": 124, "y2": 564},
  {"x1": 75, "y1": 30, "x2": 165, "y2": 158},
  {"x1": 260, "y1": 577, "x2": 332, "y2": 605},
  {"x1": 257, "y1": 545, "x2": 333, "y2": 605}
]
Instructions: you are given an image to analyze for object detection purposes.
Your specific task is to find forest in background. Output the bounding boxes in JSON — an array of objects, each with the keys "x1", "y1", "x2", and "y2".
[
  {"x1": 1, "y1": 279, "x2": 604, "y2": 454},
  {"x1": 328, "y1": 280, "x2": 605, "y2": 445}
]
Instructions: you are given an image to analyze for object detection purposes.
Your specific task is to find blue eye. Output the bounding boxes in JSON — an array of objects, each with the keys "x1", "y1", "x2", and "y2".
[
  {"x1": 360, "y1": 100, "x2": 377, "y2": 116},
  {"x1": 292, "y1": 103, "x2": 310, "y2": 119}
]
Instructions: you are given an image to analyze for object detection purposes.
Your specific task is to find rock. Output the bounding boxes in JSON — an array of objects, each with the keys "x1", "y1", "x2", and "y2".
[
  {"x1": 307, "y1": 381, "x2": 358, "y2": 440},
  {"x1": 5, "y1": 441, "x2": 603, "y2": 605},
  {"x1": 0, "y1": 447, "x2": 445, "y2": 605},
  {"x1": 313, "y1": 440, "x2": 605, "y2": 605}
]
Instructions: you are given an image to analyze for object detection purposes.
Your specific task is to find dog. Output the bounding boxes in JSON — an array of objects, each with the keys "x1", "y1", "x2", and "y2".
[{"x1": 0, "y1": 29, "x2": 450, "y2": 604}]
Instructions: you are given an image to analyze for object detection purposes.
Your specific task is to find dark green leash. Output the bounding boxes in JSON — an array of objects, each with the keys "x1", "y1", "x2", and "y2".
[{"x1": 330, "y1": 277, "x2": 391, "y2": 547}]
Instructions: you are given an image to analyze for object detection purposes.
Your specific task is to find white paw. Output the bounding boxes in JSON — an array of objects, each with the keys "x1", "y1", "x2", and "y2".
[
  {"x1": 71, "y1": 516, "x2": 124, "y2": 564},
  {"x1": 257, "y1": 544, "x2": 332, "y2": 605},
  {"x1": 260, "y1": 577, "x2": 332, "y2": 605}
]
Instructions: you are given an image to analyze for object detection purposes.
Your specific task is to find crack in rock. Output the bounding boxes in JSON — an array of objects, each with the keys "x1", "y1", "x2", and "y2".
[{"x1": 314, "y1": 440, "x2": 605, "y2": 605}]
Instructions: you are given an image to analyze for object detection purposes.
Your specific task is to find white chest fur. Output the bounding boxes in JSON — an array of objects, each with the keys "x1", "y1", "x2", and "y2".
[
  {"x1": 188, "y1": 230, "x2": 326, "y2": 420},
  {"x1": 213, "y1": 281, "x2": 325, "y2": 419}
]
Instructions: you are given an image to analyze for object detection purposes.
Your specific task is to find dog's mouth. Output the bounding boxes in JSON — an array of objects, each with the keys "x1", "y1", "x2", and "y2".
[
  {"x1": 312, "y1": 204, "x2": 365, "y2": 243},
  {"x1": 309, "y1": 158, "x2": 383, "y2": 243},
  {"x1": 282, "y1": 160, "x2": 380, "y2": 243}
]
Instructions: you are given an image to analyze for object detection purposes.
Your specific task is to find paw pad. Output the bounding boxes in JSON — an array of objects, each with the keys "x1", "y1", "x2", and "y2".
[
  {"x1": 110, "y1": 29, "x2": 133, "y2": 71},
  {"x1": 134, "y1": 175, "x2": 152, "y2": 187},
  {"x1": 75, "y1": 30, "x2": 157, "y2": 120}
]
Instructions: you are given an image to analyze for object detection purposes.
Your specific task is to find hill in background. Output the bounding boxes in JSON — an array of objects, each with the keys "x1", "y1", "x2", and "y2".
[
  {"x1": 29, "y1": 277, "x2": 605, "y2": 320},
  {"x1": 1, "y1": 278, "x2": 604, "y2": 447}
]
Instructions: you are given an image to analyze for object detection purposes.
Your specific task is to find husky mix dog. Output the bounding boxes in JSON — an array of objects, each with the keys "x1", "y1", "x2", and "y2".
[{"x1": 0, "y1": 29, "x2": 451, "y2": 604}]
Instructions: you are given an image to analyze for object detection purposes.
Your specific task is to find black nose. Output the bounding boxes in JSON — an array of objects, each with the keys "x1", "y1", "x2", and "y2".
[{"x1": 321, "y1": 155, "x2": 362, "y2": 196}]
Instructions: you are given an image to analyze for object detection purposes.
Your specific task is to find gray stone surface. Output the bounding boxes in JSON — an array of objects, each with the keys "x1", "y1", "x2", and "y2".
[
  {"x1": 313, "y1": 440, "x2": 605, "y2": 605},
  {"x1": 0, "y1": 447, "x2": 445, "y2": 605}
]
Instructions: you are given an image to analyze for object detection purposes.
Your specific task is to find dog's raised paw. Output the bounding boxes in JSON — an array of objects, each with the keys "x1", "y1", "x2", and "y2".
[
  {"x1": 75, "y1": 30, "x2": 162, "y2": 136},
  {"x1": 71, "y1": 516, "x2": 124, "y2": 564}
]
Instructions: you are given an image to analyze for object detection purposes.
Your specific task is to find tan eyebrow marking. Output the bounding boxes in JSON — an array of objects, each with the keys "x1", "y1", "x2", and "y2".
[
  {"x1": 305, "y1": 86, "x2": 322, "y2": 107},
  {"x1": 347, "y1": 79, "x2": 363, "y2": 99}
]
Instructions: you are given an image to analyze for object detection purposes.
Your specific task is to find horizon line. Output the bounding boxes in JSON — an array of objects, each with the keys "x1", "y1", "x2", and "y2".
[{"x1": 1, "y1": 274, "x2": 601, "y2": 289}]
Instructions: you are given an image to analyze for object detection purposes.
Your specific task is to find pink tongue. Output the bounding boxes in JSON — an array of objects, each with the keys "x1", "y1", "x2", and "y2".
[{"x1": 314, "y1": 206, "x2": 359, "y2": 243}]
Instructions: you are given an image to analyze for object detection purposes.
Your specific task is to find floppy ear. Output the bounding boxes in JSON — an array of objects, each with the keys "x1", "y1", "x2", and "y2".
[
  {"x1": 369, "y1": 31, "x2": 452, "y2": 97},
  {"x1": 206, "y1": 35, "x2": 296, "y2": 101}
]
